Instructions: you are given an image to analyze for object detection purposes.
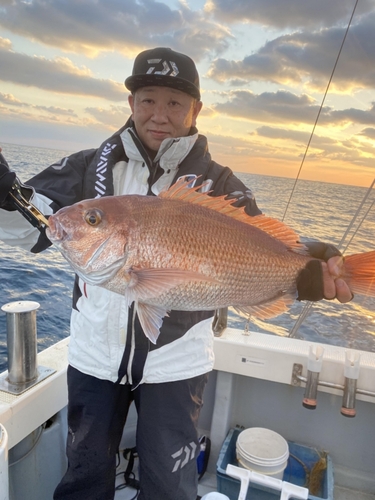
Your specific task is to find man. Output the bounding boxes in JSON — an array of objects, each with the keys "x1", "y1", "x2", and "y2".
[{"x1": 0, "y1": 47, "x2": 352, "y2": 500}]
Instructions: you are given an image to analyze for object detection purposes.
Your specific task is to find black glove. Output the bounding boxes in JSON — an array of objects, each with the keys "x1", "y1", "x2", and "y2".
[
  {"x1": 296, "y1": 241, "x2": 342, "y2": 302},
  {"x1": 0, "y1": 162, "x2": 16, "y2": 208},
  {"x1": 303, "y1": 241, "x2": 342, "y2": 261},
  {"x1": 296, "y1": 260, "x2": 324, "y2": 301}
]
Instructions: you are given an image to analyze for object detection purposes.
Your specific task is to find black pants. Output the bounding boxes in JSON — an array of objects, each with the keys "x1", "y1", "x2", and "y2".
[{"x1": 54, "y1": 365, "x2": 209, "y2": 500}]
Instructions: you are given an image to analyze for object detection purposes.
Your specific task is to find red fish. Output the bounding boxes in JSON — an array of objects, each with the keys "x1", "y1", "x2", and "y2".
[{"x1": 46, "y1": 179, "x2": 375, "y2": 343}]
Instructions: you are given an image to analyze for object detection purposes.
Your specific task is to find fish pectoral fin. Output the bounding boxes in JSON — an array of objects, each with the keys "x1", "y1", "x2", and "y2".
[
  {"x1": 234, "y1": 292, "x2": 295, "y2": 320},
  {"x1": 135, "y1": 302, "x2": 169, "y2": 344},
  {"x1": 128, "y1": 267, "x2": 219, "y2": 301}
]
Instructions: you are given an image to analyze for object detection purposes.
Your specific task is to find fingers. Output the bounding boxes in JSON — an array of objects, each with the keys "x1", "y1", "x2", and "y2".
[
  {"x1": 335, "y1": 278, "x2": 353, "y2": 303},
  {"x1": 327, "y1": 255, "x2": 343, "y2": 277},
  {"x1": 321, "y1": 262, "x2": 336, "y2": 299},
  {"x1": 324, "y1": 256, "x2": 353, "y2": 303}
]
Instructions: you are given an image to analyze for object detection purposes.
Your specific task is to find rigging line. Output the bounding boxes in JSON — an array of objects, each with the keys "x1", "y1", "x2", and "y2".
[
  {"x1": 289, "y1": 177, "x2": 375, "y2": 338},
  {"x1": 281, "y1": 0, "x2": 360, "y2": 223},
  {"x1": 339, "y1": 179, "x2": 375, "y2": 253},
  {"x1": 342, "y1": 201, "x2": 375, "y2": 253}
]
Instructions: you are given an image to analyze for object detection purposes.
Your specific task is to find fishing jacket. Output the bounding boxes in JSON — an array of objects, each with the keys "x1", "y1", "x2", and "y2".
[{"x1": 0, "y1": 120, "x2": 261, "y2": 386}]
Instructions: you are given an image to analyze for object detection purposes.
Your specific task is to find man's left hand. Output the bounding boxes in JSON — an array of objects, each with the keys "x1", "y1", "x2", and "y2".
[
  {"x1": 296, "y1": 242, "x2": 353, "y2": 303},
  {"x1": 322, "y1": 256, "x2": 353, "y2": 303}
]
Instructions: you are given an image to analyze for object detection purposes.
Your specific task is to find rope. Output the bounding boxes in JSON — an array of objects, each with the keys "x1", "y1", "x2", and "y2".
[
  {"x1": 282, "y1": 0, "x2": 359, "y2": 222},
  {"x1": 289, "y1": 177, "x2": 375, "y2": 338},
  {"x1": 286, "y1": 0, "x2": 364, "y2": 338},
  {"x1": 340, "y1": 179, "x2": 375, "y2": 253}
]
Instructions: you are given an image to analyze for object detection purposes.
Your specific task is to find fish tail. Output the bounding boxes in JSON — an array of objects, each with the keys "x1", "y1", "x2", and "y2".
[{"x1": 343, "y1": 250, "x2": 375, "y2": 297}]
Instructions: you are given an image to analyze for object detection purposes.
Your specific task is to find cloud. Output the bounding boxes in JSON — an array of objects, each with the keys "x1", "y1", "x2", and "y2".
[
  {"x1": 207, "y1": 13, "x2": 375, "y2": 92},
  {"x1": 34, "y1": 105, "x2": 77, "y2": 117},
  {"x1": 213, "y1": 89, "x2": 319, "y2": 124},
  {"x1": 253, "y1": 126, "x2": 308, "y2": 142},
  {"x1": 202, "y1": 123, "x2": 373, "y2": 175},
  {"x1": 206, "y1": 0, "x2": 374, "y2": 29},
  {"x1": 0, "y1": 37, "x2": 11, "y2": 49},
  {"x1": 0, "y1": 0, "x2": 231, "y2": 59},
  {"x1": 358, "y1": 127, "x2": 375, "y2": 139},
  {"x1": 248, "y1": 125, "x2": 375, "y2": 170},
  {"x1": 0, "y1": 92, "x2": 28, "y2": 106},
  {"x1": 85, "y1": 105, "x2": 131, "y2": 129},
  {"x1": 1, "y1": 92, "x2": 129, "y2": 129},
  {"x1": 1, "y1": 99, "x2": 102, "y2": 130},
  {"x1": 0, "y1": 39, "x2": 126, "y2": 101},
  {"x1": 213, "y1": 89, "x2": 375, "y2": 126},
  {"x1": 253, "y1": 126, "x2": 336, "y2": 146},
  {"x1": 329, "y1": 104, "x2": 375, "y2": 125},
  {"x1": 253, "y1": 125, "x2": 351, "y2": 154}
]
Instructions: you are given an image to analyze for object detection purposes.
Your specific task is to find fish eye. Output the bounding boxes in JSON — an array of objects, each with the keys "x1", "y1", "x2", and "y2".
[{"x1": 84, "y1": 209, "x2": 103, "y2": 226}]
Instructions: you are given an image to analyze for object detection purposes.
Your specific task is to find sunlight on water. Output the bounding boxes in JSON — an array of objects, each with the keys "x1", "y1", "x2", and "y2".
[
  {"x1": 0, "y1": 144, "x2": 74, "y2": 371},
  {"x1": 231, "y1": 173, "x2": 375, "y2": 351},
  {"x1": 0, "y1": 144, "x2": 374, "y2": 372}
]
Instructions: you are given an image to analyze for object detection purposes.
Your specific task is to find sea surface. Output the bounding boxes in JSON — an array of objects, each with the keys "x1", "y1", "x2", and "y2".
[{"x1": 0, "y1": 142, "x2": 374, "y2": 372}]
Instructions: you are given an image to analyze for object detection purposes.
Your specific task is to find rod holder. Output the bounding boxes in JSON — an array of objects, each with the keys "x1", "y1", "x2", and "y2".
[
  {"x1": 0, "y1": 301, "x2": 55, "y2": 395},
  {"x1": 303, "y1": 345, "x2": 324, "y2": 410},
  {"x1": 341, "y1": 351, "x2": 360, "y2": 418},
  {"x1": 2, "y1": 301, "x2": 40, "y2": 384}
]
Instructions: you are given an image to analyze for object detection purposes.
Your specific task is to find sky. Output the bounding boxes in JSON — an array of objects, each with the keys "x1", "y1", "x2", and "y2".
[{"x1": 1, "y1": 0, "x2": 375, "y2": 187}]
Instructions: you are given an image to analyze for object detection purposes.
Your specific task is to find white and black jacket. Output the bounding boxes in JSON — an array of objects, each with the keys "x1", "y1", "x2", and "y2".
[{"x1": 0, "y1": 119, "x2": 261, "y2": 386}]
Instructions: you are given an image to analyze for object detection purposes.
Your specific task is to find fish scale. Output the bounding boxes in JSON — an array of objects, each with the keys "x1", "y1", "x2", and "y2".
[{"x1": 46, "y1": 179, "x2": 375, "y2": 343}]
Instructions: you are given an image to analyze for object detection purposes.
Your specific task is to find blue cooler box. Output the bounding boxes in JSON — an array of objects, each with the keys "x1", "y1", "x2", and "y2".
[{"x1": 216, "y1": 428, "x2": 334, "y2": 500}]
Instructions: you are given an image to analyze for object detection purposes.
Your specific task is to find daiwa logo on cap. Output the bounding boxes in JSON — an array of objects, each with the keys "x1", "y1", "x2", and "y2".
[
  {"x1": 146, "y1": 59, "x2": 179, "y2": 77},
  {"x1": 124, "y1": 47, "x2": 201, "y2": 99}
]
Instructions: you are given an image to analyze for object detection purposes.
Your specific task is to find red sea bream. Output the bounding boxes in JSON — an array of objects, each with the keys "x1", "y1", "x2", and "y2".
[{"x1": 46, "y1": 180, "x2": 375, "y2": 343}]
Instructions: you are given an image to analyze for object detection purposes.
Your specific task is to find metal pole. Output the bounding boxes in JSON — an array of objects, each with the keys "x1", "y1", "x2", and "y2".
[{"x1": 1, "y1": 301, "x2": 40, "y2": 385}]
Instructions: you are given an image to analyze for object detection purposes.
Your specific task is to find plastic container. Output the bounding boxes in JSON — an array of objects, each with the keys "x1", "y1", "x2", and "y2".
[
  {"x1": 217, "y1": 428, "x2": 334, "y2": 500},
  {"x1": 0, "y1": 424, "x2": 9, "y2": 500},
  {"x1": 201, "y1": 494, "x2": 230, "y2": 500},
  {"x1": 236, "y1": 427, "x2": 289, "y2": 479}
]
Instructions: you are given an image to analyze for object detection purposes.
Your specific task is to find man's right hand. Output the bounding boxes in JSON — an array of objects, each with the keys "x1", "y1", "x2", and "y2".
[{"x1": 0, "y1": 162, "x2": 16, "y2": 207}]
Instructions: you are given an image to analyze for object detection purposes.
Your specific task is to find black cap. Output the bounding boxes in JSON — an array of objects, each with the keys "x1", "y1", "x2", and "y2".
[{"x1": 125, "y1": 47, "x2": 200, "y2": 100}]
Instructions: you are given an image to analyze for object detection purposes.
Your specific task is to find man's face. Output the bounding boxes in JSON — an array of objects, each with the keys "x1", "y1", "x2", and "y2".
[{"x1": 128, "y1": 86, "x2": 202, "y2": 158}]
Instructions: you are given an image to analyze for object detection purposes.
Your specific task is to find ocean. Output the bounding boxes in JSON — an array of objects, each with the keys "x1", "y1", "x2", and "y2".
[{"x1": 0, "y1": 142, "x2": 374, "y2": 373}]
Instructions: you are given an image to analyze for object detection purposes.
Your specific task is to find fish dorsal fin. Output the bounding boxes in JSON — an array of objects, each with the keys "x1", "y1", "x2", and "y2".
[{"x1": 160, "y1": 178, "x2": 307, "y2": 253}]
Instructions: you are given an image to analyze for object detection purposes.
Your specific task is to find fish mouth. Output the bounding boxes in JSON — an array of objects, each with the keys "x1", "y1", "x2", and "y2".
[
  {"x1": 47, "y1": 219, "x2": 126, "y2": 286},
  {"x1": 46, "y1": 217, "x2": 66, "y2": 244}
]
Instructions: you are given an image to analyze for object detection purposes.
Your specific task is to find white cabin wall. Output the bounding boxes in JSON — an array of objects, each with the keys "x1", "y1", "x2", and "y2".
[{"x1": 8, "y1": 408, "x2": 68, "y2": 500}]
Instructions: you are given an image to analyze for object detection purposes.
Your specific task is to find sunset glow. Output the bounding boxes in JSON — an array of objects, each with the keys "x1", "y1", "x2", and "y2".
[{"x1": 1, "y1": 0, "x2": 374, "y2": 187}]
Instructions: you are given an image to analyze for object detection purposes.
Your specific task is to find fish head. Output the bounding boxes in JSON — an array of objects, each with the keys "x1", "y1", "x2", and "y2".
[{"x1": 46, "y1": 197, "x2": 131, "y2": 286}]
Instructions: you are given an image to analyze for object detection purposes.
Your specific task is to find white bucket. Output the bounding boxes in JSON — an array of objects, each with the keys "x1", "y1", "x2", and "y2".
[
  {"x1": 236, "y1": 427, "x2": 289, "y2": 480},
  {"x1": 201, "y1": 494, "x2": 230, "y2": 500}
]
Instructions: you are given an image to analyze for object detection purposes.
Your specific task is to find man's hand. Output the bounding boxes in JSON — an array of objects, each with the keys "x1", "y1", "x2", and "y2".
[
  {"x1": 0, "y1": 162, "x2": 16, "y2": 207},
  {"x1": 322, "y1": 256, "x2": 353, "y2": 303},
  {"x1": 297, "y1": 242, "x2": 353, "y2": 303}
]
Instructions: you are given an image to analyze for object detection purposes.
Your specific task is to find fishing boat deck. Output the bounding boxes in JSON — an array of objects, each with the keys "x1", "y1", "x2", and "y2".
[
  {"x1": 113, "y1": 327, "x2": 375, "y2": 500},
  {"x1": 113, "y1": 455, "x2": 375, "y2": 500},
  {"x1": 1, "y1": 331, "x2": 375, "y2": 499}
]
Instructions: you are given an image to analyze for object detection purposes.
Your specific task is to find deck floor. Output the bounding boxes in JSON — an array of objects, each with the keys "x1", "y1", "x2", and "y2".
[{"x1": 114, "y1": 450, "x2": 215, "y2": 500}]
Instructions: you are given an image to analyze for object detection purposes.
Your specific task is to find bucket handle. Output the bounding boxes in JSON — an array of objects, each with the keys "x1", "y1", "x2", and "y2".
[{"x1": 226, "y1": 464, "x2": 308, "y2": 500}]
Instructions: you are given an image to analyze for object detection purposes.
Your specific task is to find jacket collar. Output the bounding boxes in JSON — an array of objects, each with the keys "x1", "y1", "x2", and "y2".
[{"x1": 120, "y1": 120, "x2": 198, "y2": 174}]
